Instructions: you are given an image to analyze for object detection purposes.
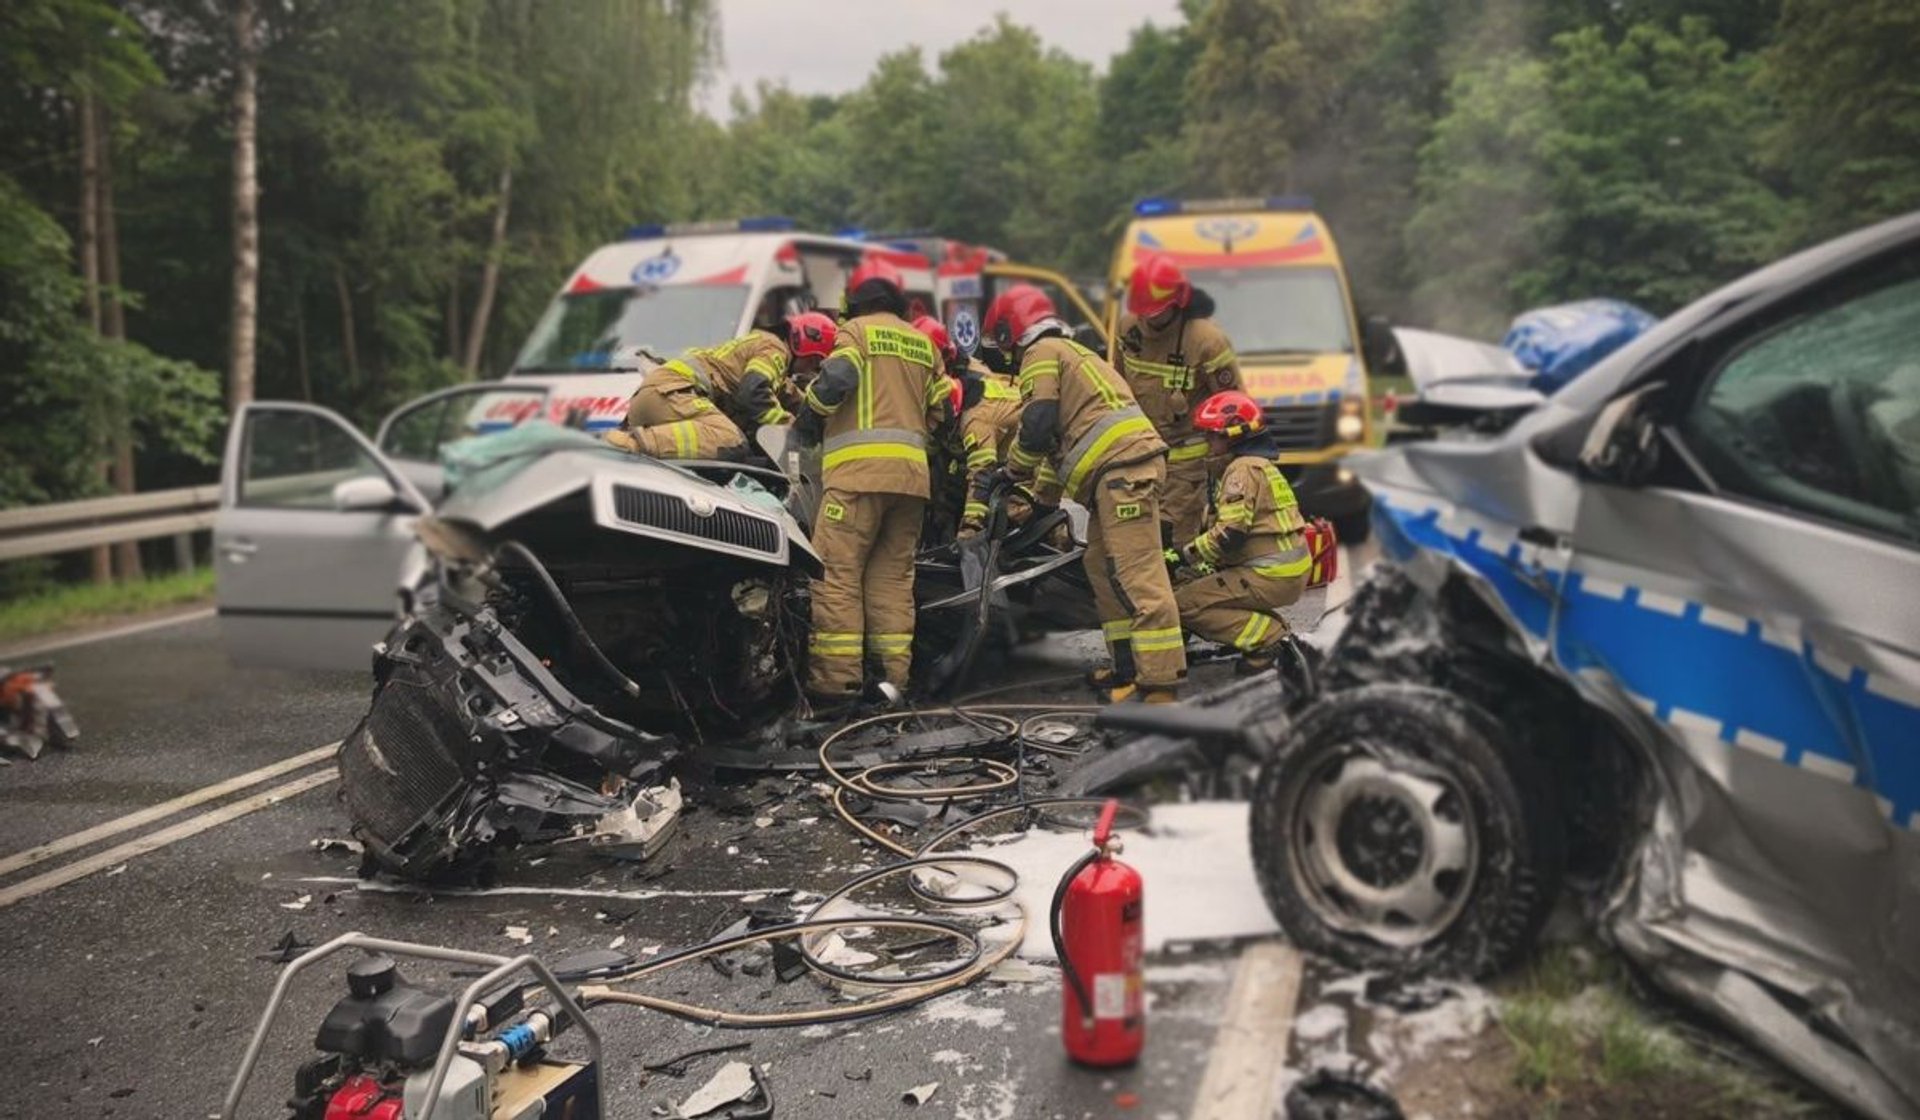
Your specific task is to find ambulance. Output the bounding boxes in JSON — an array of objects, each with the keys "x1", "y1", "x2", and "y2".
[
  {"x1": 500, "y1": 218, "x2": 937, "y2": 434},
  {"x1": 1107, "y1": 197, "x2": 1378, "y2": 538}
]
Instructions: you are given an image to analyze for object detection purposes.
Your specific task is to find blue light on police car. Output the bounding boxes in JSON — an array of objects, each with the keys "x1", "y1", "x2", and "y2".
[{"x1": 1133, "y1": 197, "x2": 1180, "y2": 217}]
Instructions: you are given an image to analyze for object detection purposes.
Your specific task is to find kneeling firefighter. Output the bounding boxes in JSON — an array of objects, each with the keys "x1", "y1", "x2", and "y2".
[
  {"x1": 606, "y1": 313, "x2": 836, "y2": 459},
  {"x1": 795, "y1": 261, "x2": 956, "y2": 708},
  {"x1": 982, "y1": 284, "x2": 1186, "y2": 704},
  {"x1": 1169, "y1": 390, "x2": 1311, "y2": 673}
]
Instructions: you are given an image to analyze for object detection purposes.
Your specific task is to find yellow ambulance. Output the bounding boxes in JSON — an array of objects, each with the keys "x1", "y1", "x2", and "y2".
[{"x1": 1107, "y1": 197, "x2": 1377, "y2": 539}]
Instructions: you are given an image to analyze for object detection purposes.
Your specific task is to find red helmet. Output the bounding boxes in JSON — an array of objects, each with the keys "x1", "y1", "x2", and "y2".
[
  {"x1": 1126, "y1": 252, "x2": 1191, "y2": 319},
  {"x1": 1193, "y1": 390, "x2": 1265, "y2": 439},
  {"x1": 982, "y1": 284, "x2": 1060, "y2": 351},
  {"x1": 846, "y1": 257, "x2": 906, "y2": 303},
  {"x1": 787, "y1": 311, "x2": 837, "y2": 360},
  {"x1": 912, "y1": 314, "x2": 956, "y2": 366}
]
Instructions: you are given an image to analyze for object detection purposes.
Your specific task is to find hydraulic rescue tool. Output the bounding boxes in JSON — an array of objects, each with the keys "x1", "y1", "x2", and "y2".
[
  {"x1": 1051, "y1": 798, "x2": 1145, "y2": 1067},
  {"x1": 0, "y1": 663, "x2": 78, "y2": 760},
  {"x1": 221, "y1": 934, "x2": 603, "y2": 1120}
]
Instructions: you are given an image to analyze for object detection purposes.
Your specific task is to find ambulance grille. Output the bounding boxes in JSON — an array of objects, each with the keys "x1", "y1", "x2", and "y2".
[
  {"x1": 612, "y1": 485, "x2": 782, "y2": 555},
  {"x1": 1263, "y1": 404, "x2": 1336, "y2": 452},
  {"x1": 339, "y1": 672, "x2": 469, "y2": 868}
]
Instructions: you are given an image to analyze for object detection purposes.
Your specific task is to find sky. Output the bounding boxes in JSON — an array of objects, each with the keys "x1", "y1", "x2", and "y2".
[{"x1": 699, "y1": 0, "x2": 1187, "y2": 119}]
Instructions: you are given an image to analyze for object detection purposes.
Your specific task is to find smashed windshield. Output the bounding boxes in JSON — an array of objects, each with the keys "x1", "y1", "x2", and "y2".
[
  {"x1": 513, "y1": 285, "x2": 748, "y2": 371},
  {"x1": 1191, "y1": 267, "x2": 1354, "y2": 355}
]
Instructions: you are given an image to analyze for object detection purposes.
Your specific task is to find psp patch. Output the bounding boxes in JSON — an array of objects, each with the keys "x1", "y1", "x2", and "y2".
[
  {"x1": 1115, "y1": 502, "x2": 1143, "y2": 521},
  {"x1": 823, "y1": 501, "x2": 846, "y2": 522}
]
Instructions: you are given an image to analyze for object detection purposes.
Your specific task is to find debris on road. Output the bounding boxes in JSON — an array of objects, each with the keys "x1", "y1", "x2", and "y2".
[
  {"x1": 0, "y1": 663, "x2": 78, "y2": 760},
  {"x1": 256, "y1": 931, "x2": 315, "y2": 963},
  {"x1": 901, "y1": 1080, "x2": 940, "y2": 1106},
  {"x1": 503, "y1": 924, "x2": 533, "y2": 945},
  {"x1": 676, "y1": 1060, "x2": 757, "y2": 1117},
  {"x1": 278, "y1": 893, "x2": 311, "y2": 911},
  {"x1": 1284, "y1": 1069, "x2": 1404, "y2": 1120},
  {"x1": 642, "y1": 1041, "x2": 753, "y2": 1079}
]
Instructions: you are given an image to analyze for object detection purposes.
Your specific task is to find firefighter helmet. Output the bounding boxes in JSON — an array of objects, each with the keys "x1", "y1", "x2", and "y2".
[
  {"x1": 1193, "y1": 390, "x2": 1265, "y2": 440},
  {"x1": 846, "y1": 257, "x2": 906, "y2": 305},
  {"x1": 787, "y1": 311, "x2": 837, "y2": 360},
  {"x1": 1126, "y1": 252, "x2": 1191, "y2": 319},
  {"x1": 982, "y1": 284, "x2": 1064, "y2": 352}
]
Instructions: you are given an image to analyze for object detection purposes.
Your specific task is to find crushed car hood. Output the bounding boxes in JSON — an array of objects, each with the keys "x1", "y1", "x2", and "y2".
[{"x1": 434, "y1": 445, "x2": 818, "y2": 571}]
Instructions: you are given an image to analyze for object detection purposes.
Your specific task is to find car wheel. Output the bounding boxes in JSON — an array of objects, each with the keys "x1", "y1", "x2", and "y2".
[{"x1": 1250, "y1": 684, "x2": 1563, "y2": 978}]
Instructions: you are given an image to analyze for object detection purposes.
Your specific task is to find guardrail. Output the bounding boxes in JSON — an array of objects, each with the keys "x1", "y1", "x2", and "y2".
[{"x1": 0, "y1": 485, "x2": 219, "y2": 564}]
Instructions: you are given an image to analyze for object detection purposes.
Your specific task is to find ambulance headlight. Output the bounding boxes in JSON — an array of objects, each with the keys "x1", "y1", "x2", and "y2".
[{"x1": 1336, "y1": 404, "x2": 1365, "y2": 443}]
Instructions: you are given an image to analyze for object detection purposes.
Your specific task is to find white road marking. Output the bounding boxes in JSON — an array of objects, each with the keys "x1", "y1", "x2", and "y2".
[
  {"x1": 0, "y1": 743, "x2": 338, "y2": 879},
  {"x1": 1188, "y1": 941, "x2": 1304, "y2": 1120},
  {"x1": 0, "y1": 769, "x2": 336, "y2": 910},
  {"x1": 0, "y1": 606, "x2": 216, "y2": 658}
]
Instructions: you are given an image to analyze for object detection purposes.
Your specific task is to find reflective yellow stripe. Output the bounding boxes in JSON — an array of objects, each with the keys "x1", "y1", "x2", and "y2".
[
  {"x1": 983, "y1": 379, "x2": 1020, "y2": 401},
  {"x1": 1167, "y1": 441, "x2": 1209, "y2": 463},
  {"x1": 1007, "y1": 444, "x2": 1045, "y2": 471},
  {"x1": 823, "y1": 444, "x2": 928, "y2": 470},
  {"x1": 668, "y1": 421, "x2": 699, "y2": 457},
  {"x1": 759, "y1": 404, "x2": 793, "y2": 425},
  {"x1": 1216, "y1": 503, "x2": 1255, "y2": 527},
  {"x1": 1101, "y1": 619, "x2": 1133, "y2": 639},
  {"x1": 1264, "y1": 463, "x2": 1299, "y2": 509},
  {"x1": 1253, "y1": 557, "x2": 1314, "y2": 578},
  {"x1": 1194, "y1": 534, "x2": 1222, "y2": 564},
  {"x1": 963, "y1": 501, "x2": 989, "y2": 519},
  {"x1": 745, "y1": 355, "x2": 785, "y2": 380},
  {"x1": 810, "y1": 630, "x2": 865, "y2": 655},
  {"x1": 1079, "y1": 358, "x2": 1125, "y2": 411},
  {"x1": 1131, "y1": 626, "x2": 1186, "y2": 653},
  {"x1": 1203, "y1": 349, "x2": 1237, "y2": 373},
  {"x1": 965, "y1": 448, "x2": 998, "y2": 468},
  {"x1": 1125, "y1": 354, "x2": 1192, "y2": 390},
  {"x1": 804, "y1": 385, "x2": 835, "y2": 416},
  {"x1": 927, "y1": 374, "x2": 954, "y2": 409},
  {"x1": 1234, "y1": 613, "x2": 1273, "y2": 651},
  {"x1": 664, "y1": 358, "x2": 711, "y2": 394},
  {"x1": 865, "y1": 633, "x2": 913, "y2": 653},
  {"x1": 1062, "y1": 409, "x2": 1153, "y2": 497}
]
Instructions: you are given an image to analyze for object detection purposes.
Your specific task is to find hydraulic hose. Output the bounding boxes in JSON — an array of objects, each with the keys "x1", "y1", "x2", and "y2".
[
  {"x1": 1050, "y1": 847, "x2": 1100, "y2": 1028},
  {"x1": 493, "y1": 539, "x2": 642, "y2": 699}
]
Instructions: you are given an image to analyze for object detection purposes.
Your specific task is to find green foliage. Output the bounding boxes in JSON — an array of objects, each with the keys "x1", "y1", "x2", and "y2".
[
  {"x1": 0, "y1": 565, "x2": 213, "y2": 642},
  {"x1": 1762, "y1": 0, "x2": 1920, "y2": 242}
]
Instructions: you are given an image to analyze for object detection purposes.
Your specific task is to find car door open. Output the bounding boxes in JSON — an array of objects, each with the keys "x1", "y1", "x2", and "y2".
[{"x1": 215, "y1": 402, "x2": 430, "y2": 672}]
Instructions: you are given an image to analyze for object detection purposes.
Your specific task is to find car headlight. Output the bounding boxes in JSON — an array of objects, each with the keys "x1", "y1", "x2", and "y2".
[{"x1": 1336, "y1": 409, "x2": 1365, "y2": 442}]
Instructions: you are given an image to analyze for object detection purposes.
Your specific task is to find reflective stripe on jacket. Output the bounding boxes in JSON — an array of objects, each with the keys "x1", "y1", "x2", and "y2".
[
  {"x1": 807, "y1": 313, "x2": 951, "y2": 497},
  {"x1": 1007, "y1": 336, "x2": 1165, "y2": 504},
  {"x1": 1189, "y1": 453, "x2": 1309, "y2": 575},
  {"x1": 1116, "y1": 314, "x2": 1241, "y2": 458}
]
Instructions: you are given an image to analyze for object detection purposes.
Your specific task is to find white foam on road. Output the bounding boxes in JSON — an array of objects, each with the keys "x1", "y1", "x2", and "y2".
[{"x1": 964, "y1": 801, "x2": 1279, "y2": 960}]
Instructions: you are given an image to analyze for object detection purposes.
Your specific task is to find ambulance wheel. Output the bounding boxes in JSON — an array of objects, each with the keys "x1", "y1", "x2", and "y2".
[{"x1": 1249, "y1": 684, "x2": 1562, "y2": 978}]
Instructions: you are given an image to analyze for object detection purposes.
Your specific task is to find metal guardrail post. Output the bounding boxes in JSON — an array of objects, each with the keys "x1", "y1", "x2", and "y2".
[{"x1": 0, "y1": 485, "x2": 219, "y2": 564}]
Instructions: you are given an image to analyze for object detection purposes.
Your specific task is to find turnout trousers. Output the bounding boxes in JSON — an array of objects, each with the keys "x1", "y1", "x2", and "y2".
[
  {"x1": 1159, "y1": 453, "x2": 1212, "y2": 546},
  {"x1": 611, "y1": 378, "x2": 745, "y2": 460},
  {"x1": 807, "y1": 489, "x2": 926, "y2": 698},
  {"x1": 1085, "y1": 457, "x2": 1187, "y2": 689},
  {"x1": 1175, "y1": 565, "x2": 1307, "y2": 654}
]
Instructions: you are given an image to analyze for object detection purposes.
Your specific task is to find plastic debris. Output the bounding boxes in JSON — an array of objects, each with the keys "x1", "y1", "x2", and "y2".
[
  {"x1": 901, "y1": 1081, "x2": 940, "y2": 1106},
  {"x1": 279, "y1": 894, "x2": 312, "y2": 911},
  {"x1": 677, "y1": 1060, "x2": 756, "y2": 1117},
  {"x1": 503, "y1": 925, "x2": 533, "y2": 945}
]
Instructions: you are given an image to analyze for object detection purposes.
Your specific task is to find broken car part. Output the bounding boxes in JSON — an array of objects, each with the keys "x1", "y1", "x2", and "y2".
[{"x1": 0, "y1": 663, "x2": 78, "y2": 760}]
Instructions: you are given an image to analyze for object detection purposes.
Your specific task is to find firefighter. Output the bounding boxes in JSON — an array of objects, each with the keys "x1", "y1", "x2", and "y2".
[
  {"x1": 603, "y1": 349, "x2": 747, "y2": 460},
  {"x1": 605, "y1": 313, "x2": 836, "y2": 460},
  {"x1": 909, "y1": 315, "x2": 1023, "y2": 540},
  {"x1": 1169, "y1": 390, "x2": 1312, "y2": 673},
  {"x1": 1115, "y1": 251, "x2": 1243, "y2": 546},
  {"x1": 983, "y1": 283, "x2": 1185, "y2": 703},
  {"x1": 794, "y1": 260, "x2": 956, "y2": 707}
]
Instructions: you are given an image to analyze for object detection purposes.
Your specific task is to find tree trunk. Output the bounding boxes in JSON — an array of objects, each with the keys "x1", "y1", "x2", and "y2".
[
  {"x1": 295, "y1": 292, "x2": 313, "y2": 402},
  {"x1": 78, "y1": 91, "x2": 111, "y2": 585},
  {"x1": 446, "y1": 269, "x2": 462, "y2": 362},
  {"x1": 462, "y1": 165, "x2": 512, "y2": 378},
  {"x1": 99, "y1": 104, "x2": 143, "y2": 580},
  {"x1": 228, "y1": 0, "x2": 260, "y2": 409},
  {"x1": 334, "y1": 264, "x2": 360, "y2": 393}
]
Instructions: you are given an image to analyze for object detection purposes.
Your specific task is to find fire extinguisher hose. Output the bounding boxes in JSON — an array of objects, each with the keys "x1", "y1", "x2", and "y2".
[{"x1": 1050, "y1": 848, "x2": 1101, "y2": 1027}]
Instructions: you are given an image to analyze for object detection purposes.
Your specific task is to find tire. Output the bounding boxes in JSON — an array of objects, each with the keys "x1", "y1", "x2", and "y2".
[{"x1": 1249, "y1": 684, "x2": 1563, "y2": 978}]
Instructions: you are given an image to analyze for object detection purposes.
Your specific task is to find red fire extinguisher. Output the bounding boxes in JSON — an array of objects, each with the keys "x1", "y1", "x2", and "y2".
[{"x1": 1052, "y1": 798, "x2": 1144, "y2": 1067}]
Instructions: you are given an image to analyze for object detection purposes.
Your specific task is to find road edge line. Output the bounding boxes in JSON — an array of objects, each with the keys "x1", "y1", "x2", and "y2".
[
  {"x1": 0, "y1": 605, "x2": 217, "y2": 659},
  {"x1": 1187, "y1": 940, "x2": 1305, "y2": 1120},
  {"x1": 0, "y1": 743, "x2": 336, "y2": 878},
  {"x1": 0, "y1": 768, "x2": 338, "y2": 909}
]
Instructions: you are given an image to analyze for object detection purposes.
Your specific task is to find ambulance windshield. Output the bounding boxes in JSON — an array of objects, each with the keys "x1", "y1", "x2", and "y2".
[
  {"x1": 1190, "y1": 267, "x2": 1354, "y2": 356},
  {"x1": 514, "y1": 285, "x2": 749, "y2": 372}
]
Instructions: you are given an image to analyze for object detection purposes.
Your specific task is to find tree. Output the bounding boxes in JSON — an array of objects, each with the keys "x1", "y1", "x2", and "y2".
[
  {"x1": 1762, "y1": 0, "x2": 1920, "y2": 244},
  {"x1": 228, "y1": 0, "x2": 259, "y2": 407}
]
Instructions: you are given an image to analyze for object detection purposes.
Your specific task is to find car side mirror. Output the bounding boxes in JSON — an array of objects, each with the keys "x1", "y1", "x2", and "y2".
[
  {"x1": 1361, "y1": 315, "x2": 1399, "y2": 373},
  {"x1": 333, "y1": 475, "x2": 406, "y2": 512},
  {"x1": 1577, "y1": 383, "x2": 1663, "y2": 486}
]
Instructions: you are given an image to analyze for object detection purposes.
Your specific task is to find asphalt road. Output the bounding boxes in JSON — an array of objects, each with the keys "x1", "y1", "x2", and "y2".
[{"x1": 0, "y1": 612, "x2": 1279, "y2": 1120}]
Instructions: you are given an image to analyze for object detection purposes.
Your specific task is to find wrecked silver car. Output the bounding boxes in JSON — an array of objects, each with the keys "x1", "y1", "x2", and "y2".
[{"x1": 1246, "y1": 212, "x2": 1920, "y2": 1117}]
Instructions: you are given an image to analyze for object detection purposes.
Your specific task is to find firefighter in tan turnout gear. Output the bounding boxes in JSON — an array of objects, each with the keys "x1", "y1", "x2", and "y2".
[
  {"x1": 796, "y1": 260, "x2": 956, "y2": 707},
  {"x1": 1170, "y1": 390, "x2": 1312, "y2": 673},
  {"x1": 1116, "y1": 251, "x2": 1243, "y2": 545},
  {"x1": 983, "y1": 284, "x2": 1186, "y2": 703},
  {"x1": 606, "y1": 313, "x2": 836, "y2": 460}
]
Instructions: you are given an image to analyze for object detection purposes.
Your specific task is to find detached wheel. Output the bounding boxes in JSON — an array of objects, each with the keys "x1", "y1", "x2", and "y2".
[{"x1": 1250, "y1": 684, "x2": 1562, "y2": 977}]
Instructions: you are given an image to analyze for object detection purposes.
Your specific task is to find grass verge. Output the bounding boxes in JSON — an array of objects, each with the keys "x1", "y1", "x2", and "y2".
[{"x1": 0, "y1": 567, "x2": 214, "y2": 645}]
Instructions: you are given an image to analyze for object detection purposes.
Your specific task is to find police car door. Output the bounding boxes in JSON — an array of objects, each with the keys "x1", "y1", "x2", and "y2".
[
  {"x1": 1561, "y1": 241, "x2": 1920, "y2": 960},
  {"x1": 215, "y1": 402, "x2": 430, "y2": 672}
]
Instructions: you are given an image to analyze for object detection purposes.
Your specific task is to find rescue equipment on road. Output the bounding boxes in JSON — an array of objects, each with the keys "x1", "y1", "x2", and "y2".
[{"x1": 1052, "y1": 798, "x2": 1145, "y2": 1067}]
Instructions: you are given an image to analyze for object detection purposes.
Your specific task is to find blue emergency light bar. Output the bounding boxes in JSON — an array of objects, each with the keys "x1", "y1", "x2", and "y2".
[
  {"x1": 623, "y1": 216, "x2": 796, "y2": 240},
  {"x1": 1132, "y1": 195, "x2": 1314, "y2": 217}
]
